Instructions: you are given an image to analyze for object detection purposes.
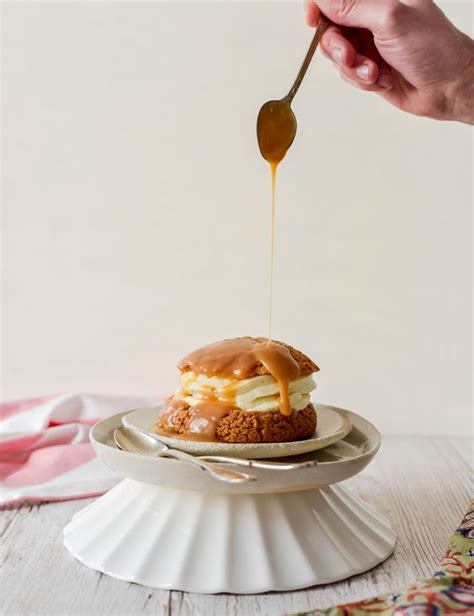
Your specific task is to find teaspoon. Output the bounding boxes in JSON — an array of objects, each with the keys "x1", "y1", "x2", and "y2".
[
  {"x1": 114, "y1": 427, "x2": 256, "y2": 484},
  {"x1": 116, "y1": 426, "x2": 318, "y2": 470},
  {"x1": 257, "y1": 15, "x2": 330, "y2": 164}
]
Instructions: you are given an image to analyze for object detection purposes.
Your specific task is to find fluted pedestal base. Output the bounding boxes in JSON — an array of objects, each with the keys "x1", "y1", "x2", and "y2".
[{"x1": 64, "y1": 478, "x2": 395, "y2": 594}]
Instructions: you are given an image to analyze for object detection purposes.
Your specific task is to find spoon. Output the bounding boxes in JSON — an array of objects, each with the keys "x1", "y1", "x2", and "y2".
[
  {"x1": 257, "y1": 15, "x2": 330, "y2": 164},
  {"x1": 114, "y1": 427, "x2": 256, "y2": 484},
  {"x1": 115, "y1": 426, "x2": 318, "y2": 470}
]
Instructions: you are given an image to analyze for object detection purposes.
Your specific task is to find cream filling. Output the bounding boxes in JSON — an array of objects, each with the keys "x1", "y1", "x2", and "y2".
[{"x1": 177, "y1": 372, "x2": 316, "y2": 412}]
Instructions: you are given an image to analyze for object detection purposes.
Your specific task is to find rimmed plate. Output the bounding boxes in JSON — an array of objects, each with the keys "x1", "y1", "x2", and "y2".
[{"x1": 122, "y1": 405, "x2": 352, "y2": 459}]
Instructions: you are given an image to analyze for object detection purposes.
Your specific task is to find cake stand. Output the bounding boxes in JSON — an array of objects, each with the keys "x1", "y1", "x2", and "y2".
[{"x1": 63, "y1": 405, "x2": 396, "y2": 594}]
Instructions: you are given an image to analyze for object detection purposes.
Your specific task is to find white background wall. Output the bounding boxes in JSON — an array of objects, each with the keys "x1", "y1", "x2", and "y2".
[{"x1": 2, "y1": 1, "x2": 472, "y2": 434}]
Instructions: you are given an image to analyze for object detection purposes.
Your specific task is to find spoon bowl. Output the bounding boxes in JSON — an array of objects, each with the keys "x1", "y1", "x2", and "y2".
[
  {"x1": 256, "y1": 98, "x2": 297, "y2": 164},
  {"x1": 256, "y1": 15, "x2": 329, "y2": 164}
]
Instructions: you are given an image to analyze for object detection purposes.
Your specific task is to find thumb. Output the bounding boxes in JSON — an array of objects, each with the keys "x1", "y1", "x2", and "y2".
[{"x1": 308, "y1": 0, "x2": 397, "y2": 32}]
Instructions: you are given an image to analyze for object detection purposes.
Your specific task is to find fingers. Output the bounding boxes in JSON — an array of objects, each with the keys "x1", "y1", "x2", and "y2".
[
  {"x1": 320, "y1": 27, "x2": 357, "y2": 67},
  {"x1": 340, "y1": 62, "x2": 394, "y2": 92},
  {"x1": 320, "y1": 28, "x2": 393, "y2": 91},
  {"x1": 304, "y1": 0, "x2": 398, "y2": 32},
  {"x1": 305, "y1": 1, "x2": 395, "y2": 96},
  {"x1": 343, "y1": 53, "x2": 379, "y2": 85}
]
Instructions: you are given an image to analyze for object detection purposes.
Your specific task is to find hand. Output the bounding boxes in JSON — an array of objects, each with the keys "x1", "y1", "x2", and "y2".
[{"x1": 305, "y1": 0, "x2": 474, "y2": 124}]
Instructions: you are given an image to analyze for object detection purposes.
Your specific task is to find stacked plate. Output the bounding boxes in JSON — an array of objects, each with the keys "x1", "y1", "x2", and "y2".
[{"x1": 89, "y1": 404, "x2": 379, "y2": 492}]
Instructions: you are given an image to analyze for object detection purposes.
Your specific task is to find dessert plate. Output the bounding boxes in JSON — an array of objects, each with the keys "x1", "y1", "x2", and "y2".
[{"x1": 122, "y1": 405, "x2": 351, "y2": 459}]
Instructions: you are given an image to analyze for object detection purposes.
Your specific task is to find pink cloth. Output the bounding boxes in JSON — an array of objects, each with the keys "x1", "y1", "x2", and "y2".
[{"x1": 0, "y1": 393, "x2": 158, "y2": 508}]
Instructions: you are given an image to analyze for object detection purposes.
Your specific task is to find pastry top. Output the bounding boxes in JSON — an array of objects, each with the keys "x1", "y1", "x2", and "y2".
[{"x1": 178, "y1": 336, "x2": 319, "y2": 380}]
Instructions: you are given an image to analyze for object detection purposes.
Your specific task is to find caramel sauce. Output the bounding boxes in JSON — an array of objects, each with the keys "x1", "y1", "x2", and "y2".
[
  {"x1": 156, "y1": 427, "x2": 220, "y2": 443},
  {"x1": 219, "y1": 382, "x2": 237, "y2": 401},
  {"x1": 256, "y1": 99, "x2": 297, "y2": 341},
  {"x1": 157, "y1": 397, "x2": 233, "y2": 442},
  {"x1": 256, "y1": 99, "x2": 296, "y2": 165},
  {"x1": 269, "y1": 162, "x2": 277, "y2": 341},
  {"x1": 187, "y1": 401, "x2": 234, "y2": 439},
  {"x1": 249, "y1": 340, "x2": 299, "y2": 416},
  {"x1": 159, "y1": 398, "x2": 188, "y2": 431},
  {"x1": 179, "y1": 337, "x2": 299, "y2": 416},
  {"x1": 180, "y1": 374, "x2": 237, "y2": 402}
]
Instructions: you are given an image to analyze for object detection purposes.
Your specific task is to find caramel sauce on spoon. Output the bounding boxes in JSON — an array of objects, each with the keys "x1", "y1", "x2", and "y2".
[
  {"x1": 257, "y1": 104, "x2": 295, "y2": 342},
  {"x1": 257, "y1": 17, "x2": 329, "y2": 341}
]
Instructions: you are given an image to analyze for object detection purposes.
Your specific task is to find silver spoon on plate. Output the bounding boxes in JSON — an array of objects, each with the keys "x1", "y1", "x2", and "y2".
[
  {"x1": 114, "y1": 426, "x2": 318, "y2": 472},
  {"x1": 114, "y1": 427, "x2": 256, "y2": 484}
]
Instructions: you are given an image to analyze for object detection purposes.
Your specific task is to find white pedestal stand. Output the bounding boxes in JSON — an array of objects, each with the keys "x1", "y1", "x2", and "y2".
[{"x1": 64, "y1": 406, "x2": 396, "y2": 594}]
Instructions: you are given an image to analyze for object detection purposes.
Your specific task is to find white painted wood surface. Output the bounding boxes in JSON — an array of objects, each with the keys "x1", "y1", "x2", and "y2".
[{"x1": 1, "y1": 436, "x2": 472, "y2": 616}]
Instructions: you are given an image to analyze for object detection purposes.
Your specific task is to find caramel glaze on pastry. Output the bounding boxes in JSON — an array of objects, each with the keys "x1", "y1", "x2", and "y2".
[{"x1": 153, "y1": 336, "x2": 319, "y2": 444}]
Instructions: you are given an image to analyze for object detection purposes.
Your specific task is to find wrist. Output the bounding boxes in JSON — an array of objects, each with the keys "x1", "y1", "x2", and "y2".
[{"x1": 446, "y1": 34, "x2": 474, "y2": 124}]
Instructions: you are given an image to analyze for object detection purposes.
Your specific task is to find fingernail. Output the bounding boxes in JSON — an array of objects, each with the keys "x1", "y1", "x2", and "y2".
[
  {"x1": 356, "y1": 63, "x2": 369, "y2": 81},
  {"x1": 378, "y1": 72, "x2": 391, "y2": 88},
  {"x1": 331, "y1": 47, "x2": 343, "y2": 65}
]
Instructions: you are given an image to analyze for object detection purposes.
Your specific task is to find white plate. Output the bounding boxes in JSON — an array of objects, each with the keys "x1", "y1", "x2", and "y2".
[{"x1": 122, "y1": 405, "x2": 351, "y2": 459}]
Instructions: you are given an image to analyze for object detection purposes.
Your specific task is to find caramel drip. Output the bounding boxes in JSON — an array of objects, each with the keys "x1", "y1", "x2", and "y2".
[
  {"x1": 269, "y1": 162, "x2": 277, "y2": 342},
  {"x1": 256, "y1": 100, "x2": 295, "y2": 342},
  {"x1": 219, "y1": 382, "x2": 237, "y2": 402},
  {"x1": 178, "y1": 337, "x2": 300, "y2": 416},
  {"x1": 188, "y1": 401, "x2": 233, "y2": 439},
  {"x1": 251, "y1": 341, "x2": 298, "y2": 416},
  {"x1": 159, "y1": 398, "x2": 188, "y2": 431},
  {"x1": 157, "y1": 398, "x2": 233, "y2": 442}
]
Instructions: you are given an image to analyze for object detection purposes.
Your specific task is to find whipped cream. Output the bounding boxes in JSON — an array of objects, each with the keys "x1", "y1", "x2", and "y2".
[{"x1": 177, "y1": 371, "x2": 316, "y2": 413}]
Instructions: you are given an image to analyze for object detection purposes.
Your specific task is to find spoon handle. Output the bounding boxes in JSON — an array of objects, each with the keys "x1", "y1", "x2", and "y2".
[
  {"x1": 287, "y1": 14, "x2": 330, "y2": 103},
  {"x1": 162, "y1": 448, "x2": 256, "y2": 483},
  {"x1": 200, "y1": 455, "x2": 318, "y2": 470}
]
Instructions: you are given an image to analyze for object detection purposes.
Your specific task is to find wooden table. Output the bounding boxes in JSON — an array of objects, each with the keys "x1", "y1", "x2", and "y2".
[{"x1": 1, "y1": 436, "x2": 471, "y2": 615}]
